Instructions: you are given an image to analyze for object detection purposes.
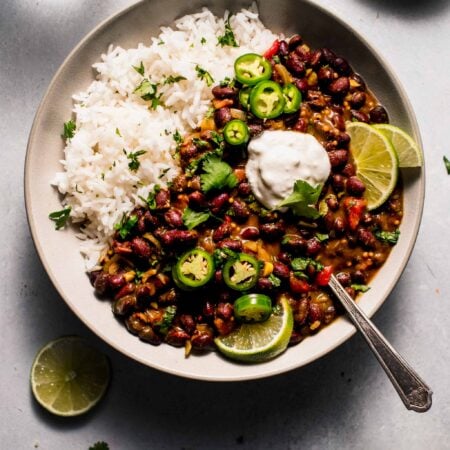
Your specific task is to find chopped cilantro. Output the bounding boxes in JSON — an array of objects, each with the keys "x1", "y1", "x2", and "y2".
[
  {"x1": 268, "y1": 274, "x2": 281, "y2": 287},
  {"x1": 157, "y1": 305, "x2": 177, "y2": 335},
  {"x1": 351, "y1": 284, "x2": 371, "y2": 293},
  {"x1": 125, "y1": 149, "x2": 146, "y2": 172},
  {"x1": 291, "y1": 257, "x2": 323, "y2": 273},
  {"x1": 200, "y1": 154, "x2": 237, "y2": 193},
  {"x1": 195, "y1": 65, "x2": 214, "y2": 86},
  {"x1": 192, "y1": 137, "x2": 209, "y2": 149},
  {"x1": 273, "y1": 55, "x2": 281, "y2": 64},
  {"x1": 277, "y1": 179, "x2": 323, "y2": 219},
  {"x1": 173, "y1": 129, "x2": 183, "y2": 146},
  {"x1": 139, "y1": 184, "x2": 161, "y2": 210},
  {"x1": 158, "y1": 167, "x2": 171, "y2": 179},
  {"x1": 219, "y1": 76, "x2": 235, "y2": 87},
  {"x1": 62, "y1": 120, "x2": 76, "y2": 140},
  {"x1": 182, "y1": 207, "x2": 211, "y2": 230},
  {"x1": 114, "y1": 214, "x2": 138, "y2": 239},
  {"x1": 134, "y1": 79, "x2": 162, "y2": 109},
  {"x1": 48, "y1": 206, "x2": 71, "y2": 230},
  {"x1": 444, "y1": 155, "x2": 450, "y2": 174},
  {"x1": 89, "y1": 442, "x2": 109, "y2": 450},
  {"x1": 213, "y1": 247, "x2": 237, "y2": 268},
  {"x1": 115, "y1": 127, "x2": 122, "y2": 137},
  {"x1": 157, "y1": 39, "x2": 165, "y2": 45},
  {"x1": 200, "y1": 37, "x2": 207, "y2": 44},
  {"x1": 185, "y1": 148, "x2": 223, "y2": 177},
  {"x1": 375, "y1": 229, "x2": 400, "y2": 245},
  {"x1": 163, "y1": 74, "x2": 187, "y2": 85},
  {"x1": 217, "y1": 17, "x2": 238, "y2": 47},
  {"x1": 132, "y1": 61, "x2": 145, "y2": 76},
  {"x1": 205, "y1": 107, "x2": 215, "y2": 119},
  {"x1": 315, "y1": 233, "x2": 329, "y2": 242}
]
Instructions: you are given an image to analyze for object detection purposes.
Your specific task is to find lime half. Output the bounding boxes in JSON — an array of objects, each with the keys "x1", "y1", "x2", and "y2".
[
  {"x1": 31, "y1": 336, "x2": 110, "y2": 416},
  {"x1": 215, "y1": 296, "x2": 294, "y2": 363},
  {"x1": 373, "y1": 123, "x2": 423, "y2": 168},
  {"x1": 347, "y1": 121, "x2": 398, "y2": 210}
]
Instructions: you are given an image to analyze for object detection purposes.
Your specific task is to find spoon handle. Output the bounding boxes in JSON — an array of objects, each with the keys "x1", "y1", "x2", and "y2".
[{"x1": 328, "y1": 275, "x2": 432, "y2": 412}]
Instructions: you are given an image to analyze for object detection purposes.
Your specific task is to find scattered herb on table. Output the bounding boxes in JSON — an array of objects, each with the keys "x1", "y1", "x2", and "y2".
[{"x1": 49, "y1": 206, "x2": 71, "y2": 230}]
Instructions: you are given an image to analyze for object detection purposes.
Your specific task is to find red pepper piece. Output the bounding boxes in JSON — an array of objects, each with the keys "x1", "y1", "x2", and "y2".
[
  {"x1": 263, "y1": 39, "x2": 280, "y2": 60},
  {"x1": 316, "y1": 266, "x2": 333, "y2": 286},
  {"x1": 343, "y1": 197, "x2": 367, "y2": 231},
  {"x1": 289, "y1": 275, "x2": 311, "y2": 293}
]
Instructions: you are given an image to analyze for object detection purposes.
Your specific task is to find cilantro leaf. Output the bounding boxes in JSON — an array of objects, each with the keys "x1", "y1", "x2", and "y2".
[
  {"x1": 277, "y1": 179, "x2": 323, "y2": 219},
  {"x1": 315, "y1": 233, "x2": 329, "y2": 242},
  {"x1": 291, "y1": 257, "x2": 323, "y2": 273},
  {"x1": 351, "y1": 284, "x2": 371, "y2": 293},
  {"x1": 49, "y1": 206, "x2": 71, "y2": 230},
  {"x1": 217, "y1": 17, "x2": 239, "y2": 47},
  {"x1": 132, "y1": 61, "x2": 145, "y2": 76},
  {"x1": 173, "y1": 130, "x2": 183, "y2": 146},
  {"x1": 134, "y1": 79, "x2": 161, "y2": 108},
  {"x1": 200, "y1": 37, "x2": 207, "y2": 44},
  {"x1": 62, "y1": 120, "x2": 76, "y2": 140},
  {"x1": 200, "y1": 154, "x2": 237, "y2": 193},
  {"x1": 163, "y1": 75, "x2": 187, "y2": 85},
  {"x1": 375, "y1": 229, "x2": 400, "y2": 245},
  {"x1": 157, "y1": 305, "x2": 177, "y2": 335},
  {"x1": 114, "y1": 214, "x2": 138, "y2": 239},
  {"x1": 195, "y1": 65, "x2": 214, "y2": 86},
  {"x1": 444, "y1": 155, "x2": 450, "y2": 174},
  {"x1": 139, "y1": 184, "x2": 161, "y2": 210},
  {"x1": 268, "y1": 274, "x2": 281, "y2": 287},
  {"x1": 89, "y1": 442, "x2": 109, "y2": 450},
  {"x1": 126, "y1": 149, "x2": 146, "y2": 172},
  {"x1": 182, "y1": 207, "x2": 211, "y2": 230}
]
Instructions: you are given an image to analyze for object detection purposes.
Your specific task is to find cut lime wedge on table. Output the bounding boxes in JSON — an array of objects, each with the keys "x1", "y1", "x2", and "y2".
[
  {"x1": 373, "y1": 123, "x2": 423, "y2": 168},
  {"x1": 215, "y1": 296, "x2": 294, "y2": 363},
  {"x1": 31, "y1": 336, "x2": 110, "y2": 416},
  {"x1": 347, "y1": 122, "x2": 398, "y2": 210}
]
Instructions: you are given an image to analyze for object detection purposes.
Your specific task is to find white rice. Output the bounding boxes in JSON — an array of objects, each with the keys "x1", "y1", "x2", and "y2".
[{"x1": 52, "y1": 6, "x2": 280, "y2": 268}]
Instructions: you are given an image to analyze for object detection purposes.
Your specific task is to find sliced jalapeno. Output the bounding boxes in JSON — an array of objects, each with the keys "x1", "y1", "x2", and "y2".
[
  {"x1": 223, "y1": 253, "x2": 260, "y2": 291},
  {"x1": 249, "y1": 80, "x2": 285, "y2": 119},
  {"x1": 172, "y1": 248, "x2": 215, "y2": 291},
  {"x1": 234, "y1": 53, "x2": 272, "y2": 86},
  {"x1": 239, "y1": 86, "x2": 252, "y2": 110},
  {"x1": 234, "y1": 293, "x2": 272, "y2": 323},
  {"x1": 223, "y1": 119, "x2": 250, "y2": 146},
  {"x1": 282, "y1": 83, "x2": 302, "y2": 114}
]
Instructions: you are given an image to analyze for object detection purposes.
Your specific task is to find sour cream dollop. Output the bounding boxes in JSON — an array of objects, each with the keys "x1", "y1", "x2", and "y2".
[{"x1": 245, "y1": 130, "x2": 331, "y2": 210}]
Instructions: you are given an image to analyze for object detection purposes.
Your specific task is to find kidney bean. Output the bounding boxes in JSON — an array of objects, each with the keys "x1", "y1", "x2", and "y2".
[
  {"x1": 188, "y1": 191, "x2": 206, "y2": 208},
  {"x1": 129, "y1": 237, "x2": 151, "y2": 259},
  {"x1": 336, "y1": 271, "x2": 351, "y2": 286},
  {"x1": 324, "y1": 305, "x2": 336, "y2": 324},
  {"x1": 281, "y1": 234, "x2": 307, "y2": 253},
  {"x1": 309, "y1": 49, "x2": 322, "y2": 68},
  {"x1": 328, "y1": 77, "x2": 350, "y2": 96},
  {"x1": 214, "y1": 107, "x2": 232, "y2": 128},
  {"x1": 164, "y1": 208, "x2": 183, "y2": 228},
  {"x1": 135, "y1": 284, "x2": 154, "y2": 306},
  {"x1": 159, "y1": 229, "x2": 198, "y2": 247},
  {"x1": 260, "y1": 221, "x2": 286, "y2": 240},
  {"x1": 331, "y1": 174, "x2": 345, "y2": 192},
  {"x1": 369, "y1": 105, "x2": 389, "y2": 124},
  {"x1": 326, "y1": 195, "x2": 339, "y2": 211},
  {"x1": 113, "y1": 294, "x2": 137, "y2": 316},
  {"x1": 328, "y1": 149, "x2": 348, "y2": 168},
  {"x1": 288, "y1": 34, "x2": 303, "y2": 50},
  {"x1": 290, "y1": 276, "x2": 311, "y2": 294},
  {"x1": 216, "y1": 302, "x2": 234, "y2": 320},
  {"x1": 306, "y1": 238, "x2": 322, "y2": 256},
  {"x1": 137, "y1": 210, "x2": 159, "y2": 233},
  {"x1": 237, "y1": 182, "x2": 251, "y2": 197},
  {"x1": 349, "y1": 91, "x2": 366, "y2": 109},
  {"x1": 240, "y1": 226, "x2": 260, "y2": 240},
  {"x1": 273, "y1": 261, "x2": 290, "y2": 279},
  {"x1": 277, "y1": 252, "x2": 291, "y2": 265},
  {"x1": 289, "y1": 330, "x2": 303, "y2": 345},
  {"x1": 294, "y1": 45, "x2": 311, "y2": 62},
  {"x1": 230, "y1": 200, "x2": 250, "y2": 221},
  {"x1": 217, "y1": 239, "x2": 243, "y2": 252},
  {"x1": 278, "y1": 40, "x2": 289, "y2": 56},
  {"x1": 293, "y1": 78, "x2": 309, "y2": 94},
  {"x1": 307, "y1": 90, "x2": 328, "y2": 110},
  {"x1": 342, "y1": 162, "x2": 356, "y2": 177},
  {"x1": 257, "y1": 277, "x2": 275, "y2": 291},
  {"x1": 293, "y1": 117, "x2": 308, "y2": 132},
  {"x1": 332, "y1": 114, "x2": 346, "y2": 131},
  {"x1": 350, "y1": 110, "x2": 369, "y2": 123},
  {"x1": 171, "y1": 175, "x2": 188, "y2": 193},
  {"x1": 212, "y1": 85, "x2": 238, "y2": 99},
  {"x1": 139, "y1": 326, "x2": 162, "y2": 345},
  {"x1": 361, "y1": 212, "x2": 373, "y2": 226},
  {"x1": 209, "y1": 192, "x2": 230, "y2": 214},
  {"x1": 114, "y1": 282, "x2": 136, "y2": 300},
  {"x1": 191, "y1": 326, "x2": 214, "y2": 349},
  {"x1": 309, "y1": 303, "x2": 323, "y2": 323},
  {"x1": 285, "y1": 53, "x2": 306, "y2": 76},
  {"x1": 248, "y1": 123, "x2": 264, "y2": 137},
  {"x1": 178, "y1": 314, "x2": 196, "y2": 335},
  {"x1": 345, "y1": 287, "x2": 356, "y2": 299},
  {"x1": 212, "y1": 220, "x2": 232, "y2": 242},
  {"x1": 334, "y1": 216, "x2": 347, "y2": 235},
  {"x1": 93, "y1": 272, "x2": 110, "y2": 295},
  {"x1": 164, "y1": 326, "x2": 189, "y2": 347},
  {"x1": 356, "y1": 228, "x2": 376, "y2": 248},
  {"x1": 317, "y1": 66, "x2": 334, "y2": 86},
  {"x1": 333, "y1": 57, "x2": 352, "y2": 75},
  {"x1": 321, "y1": 47, "x2": 337, "y2": 65},
  {"x1": 179, "y1": 143, "x2": 198, "y2": 160},
  {"x1": 336, "y1": 132, "x2": 350, "y2": 148},
  {"x1": 158, "y1": 287, "x2": 179, "y2": 304},
  {"x1": 346, "y1": 176, "x2": 366, "y2": 196},
  {"x1": 294, "y1": 298, "x2": 309, "y2": 325},
  {"x1": 155, "y1": 189, "x2": 170, "y2": 210},
  {"x1": 352, "y1": 270, "x2": 367, "y2": 284}
]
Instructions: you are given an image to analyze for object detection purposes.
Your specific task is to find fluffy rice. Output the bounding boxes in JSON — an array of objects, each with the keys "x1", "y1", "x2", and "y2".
[{"x1": 52, "y1": 6, "x2": 280, "y2": 268}]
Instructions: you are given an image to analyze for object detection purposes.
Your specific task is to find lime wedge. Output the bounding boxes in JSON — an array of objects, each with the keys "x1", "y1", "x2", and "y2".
[
  {"x1": 30, "y1": 336, "x2": 110, "y2": 416},
  {"x1": 215, "y1": 296, "x2": 293, "y2": 363},
  {"x1": 347, "y1": 121, "x2": 398, "y2": 210},
  {"x1": 373, "y1": 123, "x2": 423, "y2": 168}
]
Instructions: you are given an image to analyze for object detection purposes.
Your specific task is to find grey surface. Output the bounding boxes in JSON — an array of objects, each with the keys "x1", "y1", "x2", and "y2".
[{"x1": 1, "y1": 0, "x2": 449, "y2": 448}]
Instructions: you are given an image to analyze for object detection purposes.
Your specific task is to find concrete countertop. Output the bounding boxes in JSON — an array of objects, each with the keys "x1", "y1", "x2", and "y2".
[{"x1": 1, "y1": 0, "x2": 449, "y2": 448}]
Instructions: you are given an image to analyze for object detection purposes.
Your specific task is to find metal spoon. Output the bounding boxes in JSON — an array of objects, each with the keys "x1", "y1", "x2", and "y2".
[{"x1": 328, "y1": 274, "x2": 432, "y2": 412}]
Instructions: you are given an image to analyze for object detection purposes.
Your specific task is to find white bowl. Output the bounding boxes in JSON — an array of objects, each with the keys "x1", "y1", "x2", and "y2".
[{"x1": 25, "y1": 0, "x2": 424, "y2": 381}]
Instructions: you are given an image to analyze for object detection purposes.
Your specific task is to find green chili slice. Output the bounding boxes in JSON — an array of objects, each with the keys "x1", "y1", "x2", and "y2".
[
  {"x1": 234, "y1": 53, "x2": 272, "y2": 86},
  {"x1": 282, "y1": 83, "x2": 302, "y2": 114},
  {"x1": 223, "y1": 253, "x2": 260, "y2": 291},
  {"x1": 239, "y1": 86, "x2": 252, "y2": 110},
  {"x1": 223, "y1": 119, "x2": 250, "y2": 146},
  {"x1": 173, "y1": 248, "x2": 215, "y2": 291},
  {"x1": 249, "y1": 80, "x2": 285, "y2": 119},
  {"x1": 234, "y1": 293, "x2": 272, "y2": 323}
]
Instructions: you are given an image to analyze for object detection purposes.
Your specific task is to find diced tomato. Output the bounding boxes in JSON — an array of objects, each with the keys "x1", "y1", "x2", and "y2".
[
  {"x1": 263, "y1": 39, "x2": 280, "y2": 60},
  {"x1": 289, "y1": 275, "x2": 311, "y2": 293},
  {"x1": 343, "y1": 197, "x2": 367, "y2": 231},
  {"x1": 315, "y1": 266, "x2": 333, "y2": 286}
]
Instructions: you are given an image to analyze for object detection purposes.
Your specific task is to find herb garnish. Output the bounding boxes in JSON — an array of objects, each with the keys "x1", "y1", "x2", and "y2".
[
  {"x1": 125, "y1": 149, "x2": 146, "y2": 172},
  {"x1": 444, "y1": 156, "x2": 450, "y2": 174},
  {"x1": 277, "y1": 180, "x2": 323, "y2": 219},
  {"x1": 351, "y1": 284, "x2": 371, "y2": 293},
  {"x1": 375, "y1": 229, "x2": 400, "y2": 245},
  {"x1": 89, "y1": 442, "x2": 109, "y2": 450},
  {"x1": 182, "y1": 207, "x2": 211, "y2": 230},
  {"x1": 139, "y1": 184, "x2": 161, "y2": 210},
  {"x1": 62, "y1": 120, "x2": 76, "y2": 140},
  {"x1": 200, "y1": 154, "x2": 238, "y2": 193},
  {"x1": 163, "y1": 74, "x2": 187, "y2": 85},
  {"x1": 114, "y1": 214, "x2": 138, "y2": 239},
  {"x1": 315, "y1": 233, "x2": 329, "y2": 242},
  {"x1": 290, "y1": 257, "x2": 324, "y2": 274},
  {"x1": 158, "y1": 167, "x2": 171, "y2": 179},
  {"x1": 115, "y1": 127, "x2": 122, "y2": 137},
  {"x1": 217, "y1": 17, "x2": 239, "y2": 47},
  {"x1": 200, "y1": 37, "x2": 207, "y2": 44},
  {"x1": 132, "y1": 61, "x2": 145, "y2": 76},
  {"x1": 48, "y1": 206, "x2": 71, "y2": 230},
  {"x1": 173, "y1": 130, "x2": 183, "y2": 146},
  {"x1": 185, "y1": 148, "x2": 223, "y2": 177},
  {"x1": 134, "y1": 79, "x2": 162, "y2": 109},
  {"x1": 157, "y1": 305, "x2": 177, "y2": 335},
  {"x1": 195, "y1": 65, "x2": 214, "y2": 86},
  {"x1": 268, "y1": 274, "x2": 282, "y2": 287}
]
